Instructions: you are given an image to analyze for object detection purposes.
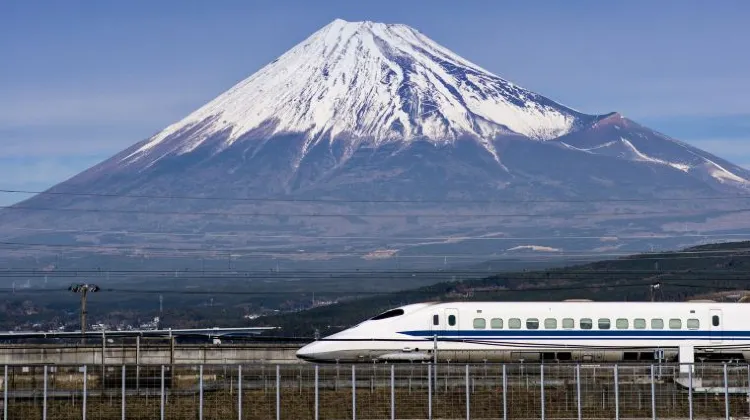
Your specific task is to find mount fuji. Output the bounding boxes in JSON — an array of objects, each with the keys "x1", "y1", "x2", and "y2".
[{"x1": 2, "y1": 19, "x2": 750, "y2": 271}]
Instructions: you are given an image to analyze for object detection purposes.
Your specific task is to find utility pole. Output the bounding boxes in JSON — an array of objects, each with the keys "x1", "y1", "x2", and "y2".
[
  {"x1": 158, "y1": 294, "x2": 163, "y2": 330},
  {"x1": 69, "y1": 283, "x2": 100, "y2": 344},
  {"x1": 650, "y1": 282, "x2": 661, "y2": 302}
]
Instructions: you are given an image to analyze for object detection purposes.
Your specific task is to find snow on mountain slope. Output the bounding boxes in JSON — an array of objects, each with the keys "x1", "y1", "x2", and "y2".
[
  {"x1": 561, "y1": 136, "x2": 691, "y2": 172},
  {"x1": 556, "y1": 113, "x2": 750, "y2": 186},
  {"x1": 618, "y1": 138, "x2": 691, "y2": 172},
  {"x1": 123, "y1": 19, "x2": 588, "y2": 165}
]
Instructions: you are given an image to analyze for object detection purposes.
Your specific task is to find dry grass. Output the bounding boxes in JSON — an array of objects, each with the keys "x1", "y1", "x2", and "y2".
[
  {"x1": 3, "y1": 385, "x2": 747, "y2": 419},
  {"x1": 3, "y1": 364, "x2": 749, "y2": 419}
]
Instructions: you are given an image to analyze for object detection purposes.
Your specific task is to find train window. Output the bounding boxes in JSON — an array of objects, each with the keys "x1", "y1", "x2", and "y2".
[
  {"x1": 473, "y1": 318, "x2": 486, "y2": 329},
  {"x1": 562, "y1": 318, "x2": 575, "y2": 329},
  {"x1": 712, "y1": 315, "x2": 720, "y2": 327},
  {"x1": 616, "y1": 319, "x2": 629, "y2": 329},
  {"x1": 544, "y1": 318, "x2": 557, "y2": 329},
  {"x1": 490, "y1": 318, "x2": 503, "y2": 329},
  {"x1": 651, "y1": 319, "x2": 664, "y2": 329},
  {"x1": 580, "y1": 318, "x2": 592, "y2": 330},
  {"x1": 687, "y1": 319, "x2": 700, "y2": 330},
  {"x1": 370, "y1": 309, "x2": 405, "y2": 320},
  {"x1": 669, "y1": 319, "x2": 682, "y2": 329},
  {"x1": 634, "y1": 318, "x2": 646, "y2": 329},
  {"x1": 598, "y1": 318, "x2": 611, "y2": 329},
  {"x1": 433, "y1": 315, "x2": 439, "y2": 326},
  {"x1": 509, "y1": 318, "x2": 521, "y2": 329},
  {"x1": 526, "y1": 318, "x2": 539, "y2": 330},
  {"x1": 448, "y1": 315, "x2": 456, "y2": 326}
]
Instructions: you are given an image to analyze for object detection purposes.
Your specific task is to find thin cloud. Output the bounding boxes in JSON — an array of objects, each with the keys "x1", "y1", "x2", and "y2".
[
  {"x1": 684, "y1": 138, "x2": 750, "y2": 161},
  {"x1": 0, "y1": 136, "x2": 133, "y2": 159},
  {"x1": 0, "y1": 89, "x2": 208, "y2": 128},
  {"x1": 561, "y1": 77, "x2": 750, "y2": 120},
  {"x1": 0, "y1": 158, "x2": 103, "y2": 184}
]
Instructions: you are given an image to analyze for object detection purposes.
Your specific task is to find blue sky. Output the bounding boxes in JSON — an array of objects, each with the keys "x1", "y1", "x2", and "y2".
[{"x1": 2, "y1": 0, "x2": 749, "y2": 205}]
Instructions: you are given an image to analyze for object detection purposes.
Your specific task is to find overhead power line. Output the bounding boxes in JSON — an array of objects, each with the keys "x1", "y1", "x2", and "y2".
[
  {"x1": 2, "y1": 204, "x2": 749, "y2": 219},
  {"x1": 3, "y1": 188, "x2": 750, "y2": 204},
  {"x1": 4, "y1": 226, "x2": 750, "y2": 242},
  {"x1": 91, "y1": 282, "x2": 750, "y2": 295},
  {"x1": 0, "y1": 272, "x2": 746, "y2": 280},
  {"x1": 1, "y1": 239, "x2": 749, "y2": 258},
  {"x1": 0, "y1": 280, "x2": 747, "y2": 297},
  {"x1": 0, "y1": 252, "x2": 746, "y2": 265},
  {"x1": 2, "y1": 268, "x2": 750, "y2": 276}
]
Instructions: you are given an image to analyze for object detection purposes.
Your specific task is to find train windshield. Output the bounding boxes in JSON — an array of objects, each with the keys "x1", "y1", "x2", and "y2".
[{"x1": 369, "y1": 309, "x2": 405, "y2": 320}]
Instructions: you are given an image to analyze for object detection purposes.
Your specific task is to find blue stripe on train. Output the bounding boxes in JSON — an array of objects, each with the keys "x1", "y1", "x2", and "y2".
[{"x1": 399, "y1": 330, "x2": 745, "y2": 339}]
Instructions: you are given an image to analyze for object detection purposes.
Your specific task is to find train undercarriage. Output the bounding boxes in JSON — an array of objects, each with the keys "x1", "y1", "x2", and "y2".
[{"x1": 366, "y1": 348, "x2": 750, "y2": 364}]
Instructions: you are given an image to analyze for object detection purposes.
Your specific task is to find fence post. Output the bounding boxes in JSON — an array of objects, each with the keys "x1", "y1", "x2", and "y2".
[
  {"x1": 352, "y1": 365, "x2": 357, "y2": 420},
  {"x1": 238, "y1": 365, "x2": 243, "y2": 420},
  {"x1": 650, "y1": 364, "x2": 656, "y2": 420},
  {"x1": 199, "y1": 365, "x2": 204, "y2": 420},
  {"x1": 540, "y1": 364, "x2": 545, "y2": 420},
  {"x1": 724, "y1": 363, "x2": 729, "y2": 420},
  {"x1": 391, "y1": 364, "x2": 396, "y2": 420},
  {"x1": 83, "y1": 365, "x2": 88, "y2": 420},
  {"x1": 433, "y1": 334, "x2": 438, "y2": 365},
  {"x1": 428, "y1": 363, "x2": 432, "y2": 420},
  {"x1": 101, "y1": 330, "x2": 106, "y2": 381},
  {"x1": 314, "y1": 365, "x2": 319, "y2": 420},
  {"x1": 465, "y1": 364, "x2": 470, "y2": 420},
  {"x1": 160, "y1": 365, "x2": 165, "y2": 420},
  {"x1": 3, "y1": 365, "x2": 7, "y2": 420},
  {"x1": 121, "y1": 365, "x2": 126, "y2": 420},
  {"x1": 688, "y1": 364, "x2": 693, "y2": 420},
  {"x1": 502, "y1": 364, "x2": 507, "y2": 420},
  {"x1": 576, "y1": 364, "x2": 582, "y2": 420},
  {"x1": 276, "y1": 365, "x2": 280, "y2": 420},
  {"x1": 136, "y1": 336, "x2": 140, "y2": 393},
  {"x1": 43, "y1": 365, "x2": 48, "y2": 420},
  {"x1": 614, "y1": 364, "x2": 619, "y2": 420}
]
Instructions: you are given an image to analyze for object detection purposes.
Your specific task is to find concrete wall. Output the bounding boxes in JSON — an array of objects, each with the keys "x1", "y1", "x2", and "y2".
[{"x1": 0, "y1": 343, "x2": 304, "y2": 365}]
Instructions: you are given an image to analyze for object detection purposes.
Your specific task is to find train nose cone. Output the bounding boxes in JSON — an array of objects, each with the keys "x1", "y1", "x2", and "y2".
[{"x1": 296, "y1": 342, "x2": 321, "y2": 362}]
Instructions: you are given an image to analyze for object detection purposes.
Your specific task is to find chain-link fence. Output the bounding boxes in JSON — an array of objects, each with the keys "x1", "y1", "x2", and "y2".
[{"x1": 1, "y1": 362, "x2": 749, "y2": 419}]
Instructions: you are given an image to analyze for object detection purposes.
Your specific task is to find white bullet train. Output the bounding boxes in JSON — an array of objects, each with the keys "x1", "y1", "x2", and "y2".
[{"x1": 296, "y1": 301, "x2": 750, "y2": 363}]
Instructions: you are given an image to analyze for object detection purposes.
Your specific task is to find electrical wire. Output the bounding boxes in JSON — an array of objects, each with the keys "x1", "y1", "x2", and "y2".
[
  {"x1": 3, "y1": 204, "x2": 749, "y2": 218},
  {"x1": 1, "y1": 239, "x2": 748, "y2": 258},
  {"x1": 4, "y1": 226, "x2": 750, "y2": 242},
  {"x1": 0, "y1": 280, "x2": 746, "y2": 296},
  {"x1": 1, "y1": 268, "x2": 750, "y2": 275},
  {"x1": 4, "y1": 187, "x2": 750, "y2": 204}
]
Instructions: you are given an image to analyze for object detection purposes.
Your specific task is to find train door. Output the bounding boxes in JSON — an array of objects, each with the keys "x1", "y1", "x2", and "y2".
[
  {"x1": 709, "y1": 309, "x2": 723, "y2": 344},
  {"x1": 444, "y1": 308, "x2": 459, "y2": 335}
]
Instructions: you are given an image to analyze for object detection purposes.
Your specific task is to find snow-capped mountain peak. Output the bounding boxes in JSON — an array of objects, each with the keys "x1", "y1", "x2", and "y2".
[
  {"x1": 125, "y1": 19, "x2": 587, "y2": 163},
  {"x1": 7, "y1": 19, "x2": 750, "y2": 272}
]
